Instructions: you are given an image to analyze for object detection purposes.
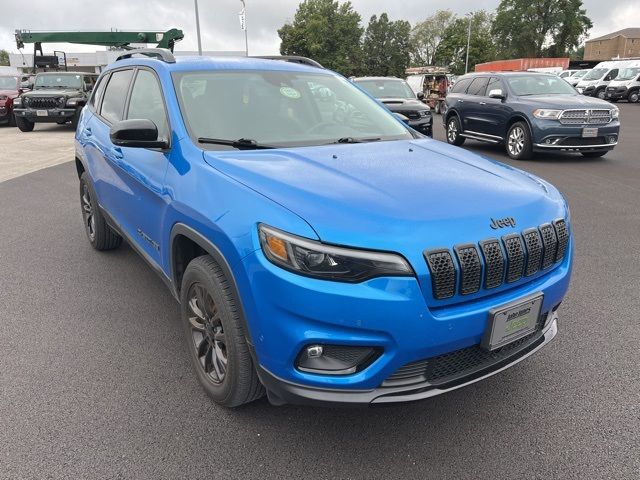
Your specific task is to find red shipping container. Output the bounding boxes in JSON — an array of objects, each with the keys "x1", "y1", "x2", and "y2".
[{"x1": 475, "y1": 58, "x2": 570, "y2": 72}]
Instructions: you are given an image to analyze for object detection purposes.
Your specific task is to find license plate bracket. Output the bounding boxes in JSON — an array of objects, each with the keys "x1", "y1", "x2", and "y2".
[
  {"x1": 36, "y1": 110, "x2": 48, "y2": 117},
  {"x1": 582, "y1": 127, "x2": 598, "y2": 138},
  {"x1": 482, "y1": 294, "x2": 543, "y2": 351}
]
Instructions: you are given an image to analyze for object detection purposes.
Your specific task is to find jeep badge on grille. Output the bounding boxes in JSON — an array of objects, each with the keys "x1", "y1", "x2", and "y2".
[{"x1": 490, "y1": 217, "x2": 516, "y2": 229}]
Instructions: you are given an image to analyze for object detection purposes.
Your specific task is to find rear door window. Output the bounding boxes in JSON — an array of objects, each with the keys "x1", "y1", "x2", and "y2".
[
  {"x1": 100, "y1": 69, "x2": 134, "y2": 124},
  {"x1": 467, "y1": 77, "x2": 490, "y2": 96},
  {"x1": 486, "y1": 77, "x2": 503, "y2": 96},
  {"x1": 89, "y1": 73, "x2": 109, "y2": 110}
]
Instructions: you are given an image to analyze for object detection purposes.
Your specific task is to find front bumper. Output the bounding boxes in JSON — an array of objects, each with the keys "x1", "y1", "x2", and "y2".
[
  {"x1": 405, "y1": 116, "x2": 433, "y2": 136},
  {"x1": 260, "y1": 315, "x2": 558, "y2": 406},
  {"x1": 605, "y1": 88, "x2": 628, "y2": 100},
  {"x1": 578, "y1": 85, "x2": 597, "y2": 96},
  {"x1": 14, "y1": 108, "x2": 76, "y2": 122},
  {"x1": 240, "y1": 237, "x2": 571, "y2": 405},
  {"x1": 532, "y1": 119, "x2": 620, "y2": 151},
  {"x1": 0, "y1": 105, "x2": 10, "y2": 123}
]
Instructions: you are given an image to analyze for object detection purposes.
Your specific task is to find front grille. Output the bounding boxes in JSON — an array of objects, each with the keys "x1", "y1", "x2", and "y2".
[
  {"x1": 27, "y1": 96, "x2": 63, "y2": 109},
  {"x1": 404, "y1": 110, "x2": 421, "y2": 120},
  {"x1": 382, "y1": 314, "x2": 548, "y2": 388},
  {"x1": 559, "y1": 109, "x2": 612, "y2": 125},
  {"x1": 424, "y1": 219, "x2": 568, "y2": 300},
  {"x1": 556, "y1": 137, "x2": 609, "y2": 146}
]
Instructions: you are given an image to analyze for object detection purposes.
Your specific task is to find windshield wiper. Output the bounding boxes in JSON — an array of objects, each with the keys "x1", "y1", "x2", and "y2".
[
  {"x1": 197, "y1": 137, "x2": 277, "y2": 150},
  {"x1": 333, "y1": 137, "x2": 382, "y2": 144}
]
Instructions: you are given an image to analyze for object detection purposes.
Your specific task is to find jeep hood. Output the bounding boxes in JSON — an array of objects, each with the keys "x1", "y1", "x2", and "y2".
[
  {"x1": 25, "y1": 89, "x2": 79, "y2": 96},
  {"x1": 203, "y1": 139, "x2": 566, "y2": 251}
]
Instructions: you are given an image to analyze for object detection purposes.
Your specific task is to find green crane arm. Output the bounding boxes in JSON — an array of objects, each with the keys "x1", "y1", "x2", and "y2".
[{"x1": 15, "y1": 28, "x2": 184, "y2": 50}]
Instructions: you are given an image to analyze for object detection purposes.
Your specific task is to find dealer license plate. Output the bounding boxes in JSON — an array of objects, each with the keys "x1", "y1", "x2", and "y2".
[
  {"x1": 482, "y1": 294, "x2": 543, "y2": 351},
  {"x1": 36, "y1": 110, "x2": 48, "y2": 117},
  {"x1": 582, "y1": 127, "x2": 598, "y2": 138}
]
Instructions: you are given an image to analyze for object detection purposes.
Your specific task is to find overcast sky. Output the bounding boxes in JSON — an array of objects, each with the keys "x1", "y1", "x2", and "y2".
[{"x1": 1, "y1": 0, "x2": 638, "y2": 55}]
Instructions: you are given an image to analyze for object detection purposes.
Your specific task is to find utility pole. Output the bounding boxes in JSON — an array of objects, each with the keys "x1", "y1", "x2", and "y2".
[
  {"x1": 194, "y1": 0, "x2": 202, "y2": 56},
  {"x1": 465, "y1": 13, "x2": 472, "y2": 74},
  {"x1": 240, "y1": 0, "x2": 248, "y2": 56}
]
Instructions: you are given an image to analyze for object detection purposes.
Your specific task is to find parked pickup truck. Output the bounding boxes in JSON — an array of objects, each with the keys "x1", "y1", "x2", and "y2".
[
  {"x1": 13, "y1": 72, "x2": 97, "y2": 131},
  {"x1": 0, "y1": 75, "x2": 21, "y2": 126}
]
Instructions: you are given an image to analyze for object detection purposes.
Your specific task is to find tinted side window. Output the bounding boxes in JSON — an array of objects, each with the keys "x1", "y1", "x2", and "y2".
[
  {"x1": 100, "y1": 69, "x2": 134, "y2": 124},
  {"x1": 89, "y1": 74, "x2": 109, "y2": 109},
  {"x1": 451, "y1": 78, "x2": 472, "y2": 94},
  {"x1": 467, "y1": 77, "x2": 490, "y2": 96},
  {"x1": 127, "y1": 69, "x2": 169, "y2": 140},
  {"x1": 487, "y1": 77, "x2": 503, "y2": 95}
]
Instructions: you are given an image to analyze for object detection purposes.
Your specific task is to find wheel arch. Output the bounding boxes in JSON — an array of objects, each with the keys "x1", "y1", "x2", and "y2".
[
  {"x1": 75, "y1": 156, "x2": 86, "y2": 179},
  {"x1": 169, "y1": 223, "x2": 255, "y2": 345},
  {"x1": 505, "y1": 114, "x2": 534, "y2": 138}
]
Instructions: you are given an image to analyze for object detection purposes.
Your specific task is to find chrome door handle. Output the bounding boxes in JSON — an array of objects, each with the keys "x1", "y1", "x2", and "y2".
[
  {"x1": 84, "y1": 127, "x2": 92, "y2": 136},
  {"x1": 457, "y1": 99, "x2": 464, "y2": 103},
  {"x1": 479, "y1": 101, "x2": 487, "y2": 105}
]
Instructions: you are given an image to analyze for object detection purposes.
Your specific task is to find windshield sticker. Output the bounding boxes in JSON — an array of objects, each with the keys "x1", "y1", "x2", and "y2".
[{"x1": 280, "y1": 86, "x2": 301, "y2": 99}]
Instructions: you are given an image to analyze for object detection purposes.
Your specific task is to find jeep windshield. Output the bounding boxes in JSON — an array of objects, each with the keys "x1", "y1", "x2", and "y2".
[
  {"x1": 582, "y1": 68, "x2": 607, "y2": 81},
  {"x1": 173, "y1": 71, "x2": 412, "y2": 150},
  {"x1": 615, "y1": 67, "x2": 640, "y2": 81},
  {"x1": 506, "y1": 75, "x2": 578, "y2": 96},
  {"x1": 34, "y1": 74, "x2": 82, "y2": 90},
  {"x1": 0, "y1": 76, "x2": 18, "y2": 89},
  {"x1": 354, "y1": 79, "x2": 416, "y2": 100}
]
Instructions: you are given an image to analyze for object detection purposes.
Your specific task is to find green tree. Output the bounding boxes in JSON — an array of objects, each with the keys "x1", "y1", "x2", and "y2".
[
  {"x1": 362, "y1": 13, "x2": 412, "y2": 77},
  {"x1": 437, "y1": 11, "x2": 497, "y2": 75},
  {"x1": 278, "y1": 0, "x2": 364, "y2": 75},
  {"x1": 492, "y1": 0, "x2": 592, "y2": 58},
  {"x1": 0, "y1": 49, "x2": 9, "y2": 66},
  {"x1": 410, "y1": 10, "x2": 456, "y2": 66}
]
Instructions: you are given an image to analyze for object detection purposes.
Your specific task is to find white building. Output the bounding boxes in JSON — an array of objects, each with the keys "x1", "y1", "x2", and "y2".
[{"x1": 9, "y1": 49, "x2": 246, "y2": 73}]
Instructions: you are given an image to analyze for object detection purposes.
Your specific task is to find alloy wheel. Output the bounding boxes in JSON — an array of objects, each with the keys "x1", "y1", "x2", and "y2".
[
  {"x1": 597, "y1": 90, "x2": 606, "y2": 100},
  {"x1": 508, "y1": 126, "x2": 525, "y2": 157},
  {"x1": 81, "y1": 184, "x2": 96, "y2": 241},
  {"x1": 629, "y1": 92, "x2": 639, "y2": 103},
  {"x1": 447, "y1": 119, "x2": 458, "y2": 143},
  {"x1": 187, "y1": 283, "x2": 228, "y2": 384}
]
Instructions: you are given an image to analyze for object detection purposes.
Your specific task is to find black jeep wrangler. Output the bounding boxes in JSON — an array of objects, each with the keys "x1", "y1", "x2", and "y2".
[{"x1": 13, "y1": 72, "x2": 98, "y2": 131}]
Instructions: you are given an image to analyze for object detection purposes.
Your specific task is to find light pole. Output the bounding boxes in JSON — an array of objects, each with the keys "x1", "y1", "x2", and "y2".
[
  {"x1": 240, "y1": 0, "x2": 249, "y2": 56},
  {"x1": 194, "y1": 0, "x2": 202, "y2": 56},
  {"x1": 465, "y1": 13, "x2": 472, "y2": 74}
]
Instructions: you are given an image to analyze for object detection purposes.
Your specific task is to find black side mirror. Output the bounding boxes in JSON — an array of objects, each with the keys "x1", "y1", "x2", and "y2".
[
  {"x1": 417, "y1": 91, "x2": 425, "y2": 101},
  {"x1": 110, "y1": 119, "x2": 168, "y2": 149}
]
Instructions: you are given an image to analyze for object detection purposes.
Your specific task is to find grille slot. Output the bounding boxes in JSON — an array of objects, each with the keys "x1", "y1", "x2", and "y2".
[
  {"x1": 424, "y1": 249, "x2": 457, "y2": 300},
  {"x1": 27, "y1": 96, "x2": 63, "y2": 109},
  {"x1": 454, "y1": 244, "x2": 482, "y2": 295},
  {"x1": 553, "y1": 219, "x2": 569, "y2": 262},
  {"x1": 502, "y1": 234, "x2": 525, "y2": 283},
  {"x1": 479, "y1": 239, "x2": 505, "y2": 289},
  {"x1": 522, "y1": 228, "x2": 543, "y2": 276},
  {"x1": 539, "y1": 223, "x2": 557, "y2": 269},
  {"x1": 382, "y1": 315, "x2": 547, "y2": 387}
]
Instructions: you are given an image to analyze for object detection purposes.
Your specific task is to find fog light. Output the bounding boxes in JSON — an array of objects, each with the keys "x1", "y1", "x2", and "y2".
[
  {"x1": 296, "y1": 344, "x2": 380, "y2": 375},
  {"x1": 608, "y1": 136, "x2": 617, "y2": 144}
]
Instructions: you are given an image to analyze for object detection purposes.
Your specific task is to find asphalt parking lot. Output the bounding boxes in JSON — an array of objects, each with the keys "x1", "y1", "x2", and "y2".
[{"x1": 1, "y1": 105, "x2": 639, "y2": 479}]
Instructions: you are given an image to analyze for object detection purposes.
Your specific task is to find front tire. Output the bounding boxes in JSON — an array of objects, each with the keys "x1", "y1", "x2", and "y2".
[
  {"x1": 506, "y1": 121, "x2": 533, "y2": 160},
  {"x1": 79, "y1": 172, "x2": 122, "y2": 250},
  {"x1": 596, "y1": 88, "x2": 606, "y2": 100},
  {"x1": 181, "y1": 255, "x2": 264, "y2": 407},
  {"x1": 628, "y1": 90, "x2": 639, "y2": 103},
  {"x1": 15, "y1": 116, "x2": 34, "y2": 132},
  {"x1": 446, "y1": 115, "x2": 465, "y2": 146}
]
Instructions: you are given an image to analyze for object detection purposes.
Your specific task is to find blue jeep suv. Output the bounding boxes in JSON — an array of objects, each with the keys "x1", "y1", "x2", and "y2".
[
  {"x1": 444, "y1": 72, "x2": 620, "y2": 160},
  {"x1": 75, "y1": 50, "x2": 572, "y2": 407}
]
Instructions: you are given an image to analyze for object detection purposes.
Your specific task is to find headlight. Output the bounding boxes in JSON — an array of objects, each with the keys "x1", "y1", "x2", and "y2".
[
  {"x1": 533, "y1": 109, "x2": 563, "y2": 120},
  {"x1": 611, "y1": 107, "x2": 619, "y2": 119},
  {"x1": 418, "y1": 110, "x2": 431, "y2": 117},
  {"x1": 258, "y1": 224, "x2": 413, "y2": 282},
  {"x1": 0, "y1": 95, "x2": 7, "y2": 101},
  {"x1": 66, "y1": 98, "x2": 82, "y2": 106},
  {"x1": 13, "y1": 97, "x2": 21, "y2": 106}
]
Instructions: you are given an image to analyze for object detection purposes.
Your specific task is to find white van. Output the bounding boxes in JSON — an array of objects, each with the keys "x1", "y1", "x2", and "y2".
[
  {"x1": 605, "y1": 60, "x2": 640, "y2": 103},
  {"x1": 576, "y1": 60, "x2": 635, "y2": 99},
  {"x1": 566, "y1": 69, "x2": 591, "y2": 87}
]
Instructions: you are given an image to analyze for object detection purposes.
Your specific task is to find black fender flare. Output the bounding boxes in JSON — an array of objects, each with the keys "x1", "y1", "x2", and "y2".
[{"x1": 169, "y1": 223, "x2": 255, "y2": 347}]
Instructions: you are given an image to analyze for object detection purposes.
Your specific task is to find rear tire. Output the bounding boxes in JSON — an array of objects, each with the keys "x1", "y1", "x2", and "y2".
[
  {"x1": 581, "y1": 151, "x2": 608, "y2": 158},
  {"x1": 9, "y1": 112, "x2": 16, "y2": 127},
  {"x1": 15, "y1": 116, "x2": 34, "y2": 132},
  {"x1": 181, "y1": 255, "x2": 265, "y2": 407},
  {"x1": 446, "y1": 115, "x2": 465, "y2": 146},
  {"x1": 435, "y1": 101, "x2": 441, "y2": 114},
  {"x1": 506, "y1": 121, "x2": 533, "y2": 160},
  {"x1": 79, "y1": 172, "x2": 122, "y2": 251}
]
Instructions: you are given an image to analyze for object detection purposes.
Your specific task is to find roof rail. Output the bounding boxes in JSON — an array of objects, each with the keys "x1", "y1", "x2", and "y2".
[
  {"x1": 116, "y1": 48, "x2": 176, "y2": 63},
  {"x1": 251, "y1": 55, "x2": 323, "y2": 69}
]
